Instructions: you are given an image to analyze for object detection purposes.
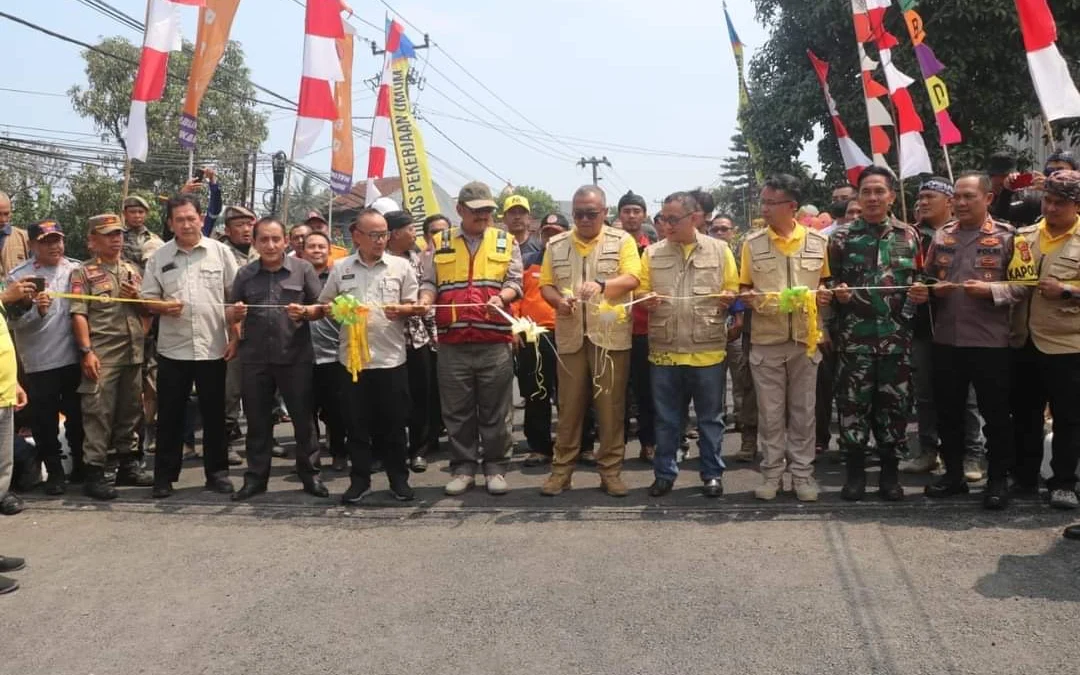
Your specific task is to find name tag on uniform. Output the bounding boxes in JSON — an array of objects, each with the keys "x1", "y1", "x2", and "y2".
[
  {"x1": 980, "y1": 236, "x2": 1001, "y2": 247},
  {"x1": 342, "y1": 273, "x2": 356, "y2": 280},
  {"x1": 162, "y1": 262, "x2": 177, "y2": 273}
]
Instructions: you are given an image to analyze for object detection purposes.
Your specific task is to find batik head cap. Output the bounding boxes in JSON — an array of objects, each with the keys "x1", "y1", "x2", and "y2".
[
  {"x1": 1044, "y1": 170, "x2": 1080, "y2": 203},
  {"x1": 919, "y1": 176, "x2": 954, "y2": 197}
]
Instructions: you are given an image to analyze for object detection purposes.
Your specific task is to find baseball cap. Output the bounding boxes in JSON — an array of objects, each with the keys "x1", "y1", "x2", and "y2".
[
  {"x1": 28, "y1": 220, "x2": 63, "y2": 241},
  {"x1": 458, "y1": 181, "x2": 497, "y2": 210},
  {"x1": 540, "y1": 212, "x2": 569, "y2": 232},
  {"x1": 303, "y1": 210, "x2": 328, "y2": 225},
  {"x1": 88, "y1": 213, "x2": 125, "y2": 235},
  {"x1": 122, "y1": 195, "x2": 151, "y2": 211},
  {"x1": 224, "y1": 205, "x2": 256, "y2": 222},
  {"x1": 503, "y1": 195, "x2": 530, "y2": 213}
]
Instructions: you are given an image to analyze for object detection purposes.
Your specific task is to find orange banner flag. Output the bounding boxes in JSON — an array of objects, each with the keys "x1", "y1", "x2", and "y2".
[
  {"x1": 179, "y1": 0, "x2": 243, "y2": 150},
  {"x1": 330, "y1": 23, "x2": 355, "y2": 194}
]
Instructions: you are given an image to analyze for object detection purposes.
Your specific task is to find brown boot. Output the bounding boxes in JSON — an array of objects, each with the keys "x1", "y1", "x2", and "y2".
[
  {"x1": 540, "y1": 472, "x2": 572, "y2": 496},
  {"x1": 600, "y1": 474, "x2": 629, "y2": 498}
]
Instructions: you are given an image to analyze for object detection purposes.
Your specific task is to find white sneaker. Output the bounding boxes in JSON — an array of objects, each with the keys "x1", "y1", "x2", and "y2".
[
  {"x1": 963, "y1": 457, "x2": 984, "y2": 482},
  {"x1": 444, "y1": 474, "x2": 475, "y2": 496},
  {"x1": 486, "y1": 474, "x2": 509, "y2": 495},
  {"x1": 794, "y1": 477, "x2": 820, "y2": 502},
  {"x1": 1049, "y1": 489, "x2": 1079, "y2": 510}
]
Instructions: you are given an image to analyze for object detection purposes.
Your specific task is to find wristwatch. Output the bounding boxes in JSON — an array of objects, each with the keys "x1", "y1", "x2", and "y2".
[
  {"x1": 596, "y1": 279, "x2": 607, "y2": 293},
  {"x1": 79, "y1": 346, "x2": 93, "y2": 356},
  {"x1": 1062, "y1": 286, "x2": 1074, "y2": 300}
]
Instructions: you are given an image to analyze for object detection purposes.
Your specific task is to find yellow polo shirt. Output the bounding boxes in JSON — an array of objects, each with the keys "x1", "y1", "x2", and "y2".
[
  {"x1": 738, "y1": 222, "x2": 831, "y2": 286},
  {"x1": 0, "y1": 315, "x2": 16, "y2": 407},
  {"x1": 1037, "y1": 217, "x2": 1080, "y2": 256},
  {"x1": 638, "y1": 243, "x2": 739, "y2": 367}
]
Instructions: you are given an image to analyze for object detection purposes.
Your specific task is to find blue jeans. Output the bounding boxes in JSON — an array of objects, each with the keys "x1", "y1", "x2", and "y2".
[{"x1": 652, "y1": 363, "x2": 727, "y2": 482}]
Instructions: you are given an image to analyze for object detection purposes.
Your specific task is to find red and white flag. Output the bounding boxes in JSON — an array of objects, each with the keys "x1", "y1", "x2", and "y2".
[
  {"x1": 808, "y1": 50, "x2": 873, "y2": 187},
  {"x1": 293, "y1": 0, "x2": 348, "y2": 158},
  {"x1": 125, "y1": 0, "x2": 204, "y2": 161},
  {"x1": 1014, "y1": 0, "x2": 1080, "y2": 121},
  {"x1": 364, "y1": 20, "x2": 406, "y2": 206}
]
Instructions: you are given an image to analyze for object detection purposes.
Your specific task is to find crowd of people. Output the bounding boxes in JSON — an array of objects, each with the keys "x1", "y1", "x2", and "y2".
[{"x1": 2, "y1": 150, "x2": 1080, "y2": 593}]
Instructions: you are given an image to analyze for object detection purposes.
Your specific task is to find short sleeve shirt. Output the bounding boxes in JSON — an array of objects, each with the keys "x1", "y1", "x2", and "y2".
[
  {"x1": 70, "y1": 258, "x2": 146, "y2": 366},
  {"x1": 141, "y1": 237, "x2": 238, "y2": 361}
]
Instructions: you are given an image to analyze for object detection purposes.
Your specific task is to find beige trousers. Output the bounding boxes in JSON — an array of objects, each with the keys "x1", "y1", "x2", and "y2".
[
  {"x1": 749, "y1": 341, "x2": 821, "y2": 480},
  {"x1": 552, "y1": 339, "x2": 630, "y2": 478}
]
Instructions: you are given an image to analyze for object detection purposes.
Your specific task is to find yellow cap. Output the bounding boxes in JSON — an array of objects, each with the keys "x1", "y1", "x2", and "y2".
[{"x1": 502, "y1": 195, "x2": 530, "y2": 214}]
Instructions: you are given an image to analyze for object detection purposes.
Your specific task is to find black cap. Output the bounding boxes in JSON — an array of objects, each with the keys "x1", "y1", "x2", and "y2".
[
  {"x1": 617, "y1": 191, "x2": 647, "y2": 212},
  {"x1": 28, "y1": 219, "x2": 63, "y2": 241},
  {"x1": 384, "y1": 210, "x2": 414, "y2": 232},
  {"x1": 540, "y1": 212, "x2": 569, "y2": 231}
]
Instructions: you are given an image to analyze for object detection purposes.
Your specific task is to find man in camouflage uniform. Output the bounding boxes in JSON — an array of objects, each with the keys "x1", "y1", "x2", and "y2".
[
  {"x1": 828, "y1": 167, "x2": 928, "y2": 501},
  {"x1": 71, "y1": 214, "x2": 154, "y2": 500}
]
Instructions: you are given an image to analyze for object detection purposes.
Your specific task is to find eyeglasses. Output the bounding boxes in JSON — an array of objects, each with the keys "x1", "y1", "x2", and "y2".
[
  {"x1": 656, "y1": 213, "x2": 694, "y2": 226},
  {"x1": 573, "y1": 210, "x2": 604, "y2": 221},
  {"x1": 358, "y1": 230, "x2": 389, "y2": 241},
  {"x1": 711, "y1": 226, "x2": 733, "y2": 233}
]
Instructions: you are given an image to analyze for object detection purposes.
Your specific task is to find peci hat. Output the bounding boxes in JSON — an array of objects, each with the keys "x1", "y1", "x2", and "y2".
[
  {"x1": 617, "y1": 191, "x2": 647, "y2": 212},
  {"x1": 384, "y1": 210, "x2": 414, "y2": 232},
  {"x1": 28, "y1": 219, "x2": 63, "y2": 241},
  {"x1": 223, "y1": 205, "x2": 256, "y2": 223},
  {"x1": 502, "y1": 194, "x2": 530, "y2": 214},
  {"x1": 458, "y1": 181, "x2": 497, "y2": 210},
  {"x1": 88, "y1": 213, "x2": 125, "y2": 235},
  {"x1": 122, "y1": 195, "x2": 151, "y2": 211},
  {"x1": 540, "y1": 212, "x2": 569, "y2": 232}
]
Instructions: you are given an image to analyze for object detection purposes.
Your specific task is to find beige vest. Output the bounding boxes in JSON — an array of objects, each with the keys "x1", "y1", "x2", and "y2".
[
  {"x1": 645, "y1": 233, "x2": 732, "y2": 354},
  {"x1": 1011, "y1": 222, "x2": 1080, "y2": 354},
  {"x1": 548, "y1": 226, "x2": 633, "y2": 354},
  {"x1": 744, "y1": 226, "x2": 828, "y2": 346}
]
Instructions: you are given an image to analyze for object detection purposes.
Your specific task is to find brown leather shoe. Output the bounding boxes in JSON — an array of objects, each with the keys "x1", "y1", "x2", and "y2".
[
  {"x1": 540, "y1": 473, "x2": 572, "y2": 496},
  {"x1": 600, "y1": 475, "x2": 629, "y2": 498},
  {"x1": 638, "y1": 445, "x2": 655, "y2": 464}
]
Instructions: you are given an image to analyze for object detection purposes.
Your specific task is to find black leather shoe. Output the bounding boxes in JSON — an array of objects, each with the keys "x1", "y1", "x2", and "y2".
[
  {"x1": 1064, "y1": 524, "x2": 1080, "y2": 541},
  {"x1": 341, "y1": 483, "x2": 371, "y2": 505},
  {"x1": 389, "y1": 477, "x2": 415, "y2": 502},
  {"x1": 331, "y1": 456, "x2": 348, "y2": 472},
  {"x1": 231, "y1": 481, "x2": 267, "y2": 501},
  {"x1": 878, "y1": 462, "x2": 903, "y2": 501},
  {"x1": 83, "y1": 468, "x2": 117, "y2": 501},
  {"x1": 116, "y1": 466, "x2": 154, "y2": 487},
  {"x1": 925, "y1": 477, "x2": 970, "y2": 498},
  {"x1": 648, "y1": 478, "x2": 674, "y2": 497},
  {"x1": 0, "y1": 575, "x2": 18, "y2": 595},
  {"x1": 205, "y1": 476, "x2": 235, "y2": 494},
  {"x1": 702, "y1": 478, "x2": 723, "y2": 499},
  {"x1": 43, "y1": 475, "x2": 65, "y2": 496},
  {"x1": 409, "y1": 456, "x2": 428, "y2": 473},
  {"x1": 841, "y1": 477, "x2": 867, "y2": 502},
  {"x1": 982, "y1": 479, "x2": 1010, "y2": 511},
  {"x1": 0, "y1": 555, "x2": 25, "y2": 573},
  {"x1": 151, "y1": 482, "x2": 173, "y2": 499},
  {"x1": 302, "y1": 477, "x2": 330, "y2": 499},
  {"x1": 879, "y1": 482, "x2": 905, "y2": 502}
]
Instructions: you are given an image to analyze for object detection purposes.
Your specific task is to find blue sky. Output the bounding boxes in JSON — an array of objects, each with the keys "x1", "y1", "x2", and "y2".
[{"x1": 2, "y1": 0, "x2": 816, "y2": 209}]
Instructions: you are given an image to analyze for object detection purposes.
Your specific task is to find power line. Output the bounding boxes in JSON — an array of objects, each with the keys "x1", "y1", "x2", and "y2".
[
  {"x1": 415, "y1": 112, "x2": 510, "y2": 187},
  {"x1": 0, "y1": 86, "x2": 67, "y2": 98}
]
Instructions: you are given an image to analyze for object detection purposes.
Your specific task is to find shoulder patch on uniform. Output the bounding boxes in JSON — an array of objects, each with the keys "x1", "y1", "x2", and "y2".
[{"x1": 1017, "y1": 224, "x2": 1039, "y2": 236}]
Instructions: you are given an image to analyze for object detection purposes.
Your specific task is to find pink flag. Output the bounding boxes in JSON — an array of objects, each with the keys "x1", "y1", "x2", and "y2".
[
  {"x1": 125, "y1": 0, "x2": 204, "y2": 161},
  {"x1": 293, "y1": 0, "x2": 348, "y2": 158},
  {"x1": 1014, "y1": 0, "x2": 1080, "y2": 121}
]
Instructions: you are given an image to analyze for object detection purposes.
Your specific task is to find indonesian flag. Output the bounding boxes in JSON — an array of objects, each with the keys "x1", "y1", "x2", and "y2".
[
  {"x1": 1014, "y1": 0, "x2": 1080, "y2": 121},
  {"x1": 293, "y1": 0, "x2": 348, "y2": 158},
  {"x1": 125, "y1": 0, "x2": 204, "y2": 161},
  {"x1": 808, "y1": 50, "x2": 873, "y2": 187},
  {"x1": 364, "y1": 19, "x2": 407, "y2": 206}
]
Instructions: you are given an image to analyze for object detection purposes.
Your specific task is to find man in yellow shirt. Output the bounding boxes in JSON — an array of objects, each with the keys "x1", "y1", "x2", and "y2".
[
  {"x1": 740, "y1": 174, "x2": 833, "y2": 502},
  {"x1": 639, "y1": 190, "x2": 739, "y2": 497},
  {"x1": 0, "y1": 280, "x2": 32, "y2": 518},
  {"x1": 538, "y1": 185, "x2": 641, "y2": 497}
]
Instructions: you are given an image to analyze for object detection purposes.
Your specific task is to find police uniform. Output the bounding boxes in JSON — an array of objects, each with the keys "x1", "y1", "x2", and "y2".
[
  {"x1": 926, "y1": 216, "x2": 1019, "y2": 504},
  {"x1": 70, "y1": 214, "x2": 152, "y2": 499}
]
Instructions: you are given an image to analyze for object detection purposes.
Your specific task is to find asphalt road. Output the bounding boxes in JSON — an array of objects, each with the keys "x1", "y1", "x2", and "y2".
[{"x1": 2, "y1": 412, "x2": 1079, "y2": 674}]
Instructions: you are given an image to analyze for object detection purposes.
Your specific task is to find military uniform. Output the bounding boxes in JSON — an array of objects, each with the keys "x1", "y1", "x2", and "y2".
[
  {"x1": 926, "y1": 216, "x2": 1019, "y2": 505},
  {"x1": 828, "y1": 216, "x2": 921, "y2": 499},
  {"x1": 70, "y1": 214, "x2": 151, "y2": 499},
  {"x1": 122, "y1": 227, "x2": 164, "y2": 272}
]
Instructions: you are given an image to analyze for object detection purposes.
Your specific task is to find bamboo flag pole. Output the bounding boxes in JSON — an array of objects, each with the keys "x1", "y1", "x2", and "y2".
[{"x1": 941, "y1": 144, "x2": 955, "y2": 183}]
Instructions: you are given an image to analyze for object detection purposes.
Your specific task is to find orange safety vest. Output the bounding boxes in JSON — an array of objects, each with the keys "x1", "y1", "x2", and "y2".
[
  {"x1": 514, "y1": 262, "x2": 555, "y2": 329},
  {"x1": 432, "y1": 227, "x2": 513, "y2": 344}
]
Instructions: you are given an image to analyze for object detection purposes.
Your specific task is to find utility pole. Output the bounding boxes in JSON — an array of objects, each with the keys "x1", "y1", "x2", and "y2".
[{"x1": 578, "y1": 156, "x2": 611, "y2": 186}]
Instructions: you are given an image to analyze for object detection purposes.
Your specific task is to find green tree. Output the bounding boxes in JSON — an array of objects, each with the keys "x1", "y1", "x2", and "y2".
[
  {"x1": 743, "y1": 0, "x2": 1080, "y2": 181},
  {"x1": 0, "y1": 143, "x2": 69, "y2": 225},
  {"x1": 714, "y1": 133, "x2": 757, "y2": 228},
  {"x1": 69, "y1": 37, "x2": 268, "y2": 205},
  {"x1": 285, "y1": 174, "x2": 333, "y2": 226},
  {"x1": 51, "y1": 167, "x2": 128, "y2": 260}
]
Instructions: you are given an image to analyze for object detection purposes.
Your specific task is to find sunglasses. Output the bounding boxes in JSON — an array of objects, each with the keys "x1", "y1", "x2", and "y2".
[
  {"x1": 710, "y1": 226, "x2": 733, "y2": 233},
  {"x1": 573, "y1": 210, "x2": 604, "y2": 221}
]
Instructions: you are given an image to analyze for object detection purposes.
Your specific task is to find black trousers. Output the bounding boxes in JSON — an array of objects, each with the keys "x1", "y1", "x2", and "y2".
[
  {"x1": 932, "y1": 345, "x2": 1012, "y2": 481},
  {"x1": 313, "y1": 362, "x2": 348, "y2": 460},
  {"x1": 405, "y1": 345, "x2": 441, "y2": 458},
  {"x1": 346, "y1": 364, "x2": 410, "y2": 487},
  {"x1": 243, "y1": 361, "x2": 319, "y2": 485},
  {"x1": 628, "y1": 334, "x2": 655, "y2": 447},
  {"x1": 518, "y1": 335, "x2": 558, "y2": 455},
  {"x1": 24, "y1": 364, "x2": 84, "y2": 475},
  {"x1": 155, "y1": 356, "x2": 229, "y2": 484},
  {"x1": 1011, "y1": 342, "x2": 1080, "y2": 491}
]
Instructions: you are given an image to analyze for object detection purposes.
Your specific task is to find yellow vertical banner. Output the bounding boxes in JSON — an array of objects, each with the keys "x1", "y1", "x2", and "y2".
[
  {"x1": 390, "y1": 58, "x2": 441, "y2": 221},
  {"x1": 179, "y1": 0, "x2": 243, "y2": 150},
  {"x1": 331, "y1": 24, "x2": 355, "y2": 194}
]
